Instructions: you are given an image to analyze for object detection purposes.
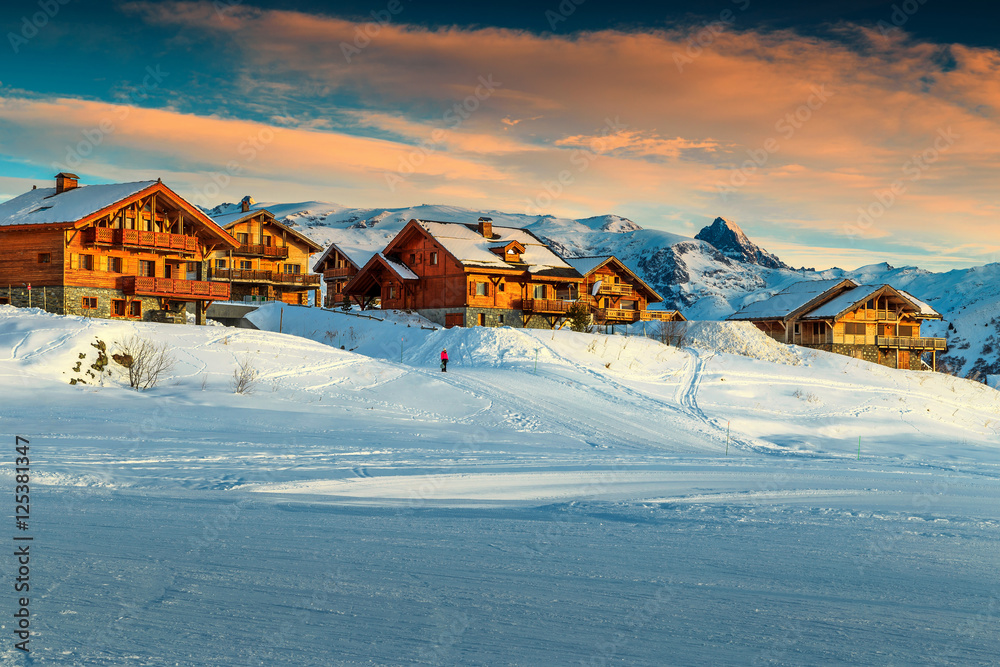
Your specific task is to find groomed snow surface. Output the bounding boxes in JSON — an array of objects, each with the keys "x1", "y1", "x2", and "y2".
[{"x1": 1, "y1": 303, "x2": 998, "y2": 665}]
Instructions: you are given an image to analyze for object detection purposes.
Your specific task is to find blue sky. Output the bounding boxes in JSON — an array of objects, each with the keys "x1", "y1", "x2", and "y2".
[{"x1": 2, "y1": 0, "x2": 999, "y2": 270}]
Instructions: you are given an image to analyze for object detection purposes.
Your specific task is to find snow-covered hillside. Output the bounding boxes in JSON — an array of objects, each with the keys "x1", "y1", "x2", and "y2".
[
  {"x1": 205, "y1": 199, "x2": 1000, "y2": 378},
  {"x1": 2, "y1": 304, "x2": 999, "y2": 664}
]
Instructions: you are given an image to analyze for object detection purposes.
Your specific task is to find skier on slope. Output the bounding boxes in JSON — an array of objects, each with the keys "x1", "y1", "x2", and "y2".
[{"x1": 440, "y1": 348, "x2": 448, "y2": 372}]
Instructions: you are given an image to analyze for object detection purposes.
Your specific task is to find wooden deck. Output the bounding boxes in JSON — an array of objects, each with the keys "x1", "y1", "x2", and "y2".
[
  {"x1": 121, "y1": 276, "x2": 230, "y2": 300},
  {"x1": 875, "y1": 335, "x2": 947, "y2": 350},
  {"x1": 231, "y1": 244, "x2": 289, "y2": 259},
  {"x1": 211, "y1": 269, "x2": 320, "y2": 286},
  {"x1": 84, "y1": 227, "x2": 198, "y2": 254}
]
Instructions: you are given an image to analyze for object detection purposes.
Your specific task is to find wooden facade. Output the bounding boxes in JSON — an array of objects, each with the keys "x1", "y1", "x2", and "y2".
[
  {"x1": 0, "y1": 175, "x2": 238, "y2": 323},
  {"x1": 567, "y1": 256, "x2": 685, "y2": 326},
  {"x1": 343, "y1": 218, "x2": 585, "y2": 328},
  {"x1": 207, "y1": 203, "x2": 322, "y2": 306},
  {"x1": 312, "y1": 243, "x2": 367, "y2": 308},
  {"x1": 729, "y1": 280, "x2": 946, "y2": 371}
]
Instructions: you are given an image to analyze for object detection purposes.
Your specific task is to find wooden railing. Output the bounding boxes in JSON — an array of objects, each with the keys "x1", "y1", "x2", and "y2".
[
  {"x1": 640, "y1": 310, "x2": 679, "y2": 322},
  {"x1": 323, "y1": 267, "x2": 355, "y2": 279},
  {"x1": 121, "y1": 276, "x2": 229, "y2": 300},
  {"x1": 855, "y1": 311, "x2": 899, "y2": 321},
  {"x1": 596, "y1": 308, "x2": 640, "y2": 322},
  {"x1": 520, "y1": 299, "x2": 573, "y2": 313},
  {"x1": 597, "y1": 283, "x2": 634, "y2": 296},
  {"x1": 232, "y1": 244, "x2": 289, "y2": 258},
  {"x1": 875, "y1": 335, "x2": 947, "y2": 350},
  {"x1": 84, "y1": 227, "x2": 198, "y2": 254},
  {"x1": 210, "y1": 269, "x2": 320, "y2": 285}
]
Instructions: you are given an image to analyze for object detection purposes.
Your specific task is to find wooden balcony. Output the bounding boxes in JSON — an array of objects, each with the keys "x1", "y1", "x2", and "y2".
[
  {"x1": 121, "y1": 276, "x2": 230, "y2": 300},
  {"x1": 520, "y1": 298, "x2": 573, "y2": 314},
  {"x1": 876, "y1": 335, "x2": 947, "y2": 350},
  {"x1": 323, "y1": 267, "x2": 356, "y2": 279},
  {"x1": 232, "y1": 244, "x2": 289, "y2": 259},
  {"x1": 210, "y1": 268, "x2": 320, "y2": 286},
  {"x1": 640, "y1": 310, "x2": 679, "y2": 322},
  {"x1": 84, "y1": 227, "x2": 198, "y2": 255},
  {"x1": 596, "y1": 308, "x2": 640, "y2": 323},
  {"x1": 597, "y1": 283, "x2": 634, "y2": 296}
]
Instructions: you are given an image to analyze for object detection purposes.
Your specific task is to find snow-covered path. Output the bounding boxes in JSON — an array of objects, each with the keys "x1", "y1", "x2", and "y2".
[{"x1": 0, "y1": 305, "x2": 998, "y2": 664}]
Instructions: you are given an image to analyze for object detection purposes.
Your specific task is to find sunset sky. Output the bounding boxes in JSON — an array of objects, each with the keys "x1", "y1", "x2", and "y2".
[{"x1": 1, "y1": 0, "x2": 998, "y2": 270}]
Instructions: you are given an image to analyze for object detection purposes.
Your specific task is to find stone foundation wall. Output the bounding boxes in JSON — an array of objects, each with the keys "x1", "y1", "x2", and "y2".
[
  {"x1": 0, "y1": 285, "x2": 66, "y2": 314},
  {"x1": 806, "y1": 342, "x2": 927, "y2": 370}
]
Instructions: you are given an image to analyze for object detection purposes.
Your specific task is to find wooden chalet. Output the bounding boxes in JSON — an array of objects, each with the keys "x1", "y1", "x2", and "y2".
[
  {"x1": 564, "y1": 256, "x2": 685, "y2": 327},
  {"x1": 312, "y1": 241, "x2": 376, "y2": 308},
  {"x1": 0, "y1": 173, "x2": 238, "y2": 324},
  {"x1": 208, "y1": 198, "x2": 323, "y2": 306},
  {"x1": 343, "y1": 217, "x2": 584, "y2": 328},
  {"x1": 729, "y1": 279, "x2": 946, "y2": 370}
]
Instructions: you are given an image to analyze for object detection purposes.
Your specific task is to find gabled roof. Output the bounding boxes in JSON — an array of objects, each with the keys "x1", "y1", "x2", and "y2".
[
  {"x1": 210, "y1": 208, "x2": 323, "y2": 252},
  {"x1": 0, "y1": 181, "x2": 157, "y2": 227},
  {"x1": 396, "y1": 219, "x2": 580, "y2": 278},
  {"x1": 896, "y1": 289, "x2": 942, "y2": 319},
  {"x1": 728, "y1": 279, "x2": 858, "y2": 322},
  {"x1": 342, "y1": 251, "x2": 419, "y2": 298},
  {"x1": 312, "y1": 241, "x2": 378, "y2": 273},
  {"x1": 799, "y1": 284, "x2": 934, "y2": 321},
  {"x1": 565, "y1": 255, "x2": 664, "y2": 303}
]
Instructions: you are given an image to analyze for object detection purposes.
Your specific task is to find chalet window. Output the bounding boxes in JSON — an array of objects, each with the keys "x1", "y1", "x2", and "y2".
[
  {"x1": 620, "y1": 300, "x2": 637, "y2": 310},
  {"x1": 430, "y1": 252, "x2": 438, "y2": 266},
  {"x1": 111, "y1": 299, "x2": 127, "y2": 317},
  {"x1": 107, "y1": 257, "x2": 122, "y2": 273},
  {"x1": 409, "y1": 253, "x2": 416, "y2": 265},
  {"x1": 388, "y1": 285, "x2": 397, "y2": 299},
  {"x1": 498, "y1": 282, "x2": 505, "y2": 292},
  {"x1": 845, "y1": 322, "x2": 866, "y2": 335},
  {"x1": 129, "y1": 301, "x2": 142, "y2": 318},
  {"x1": 263, "y1": 235, "x2": 272, "y2": 247},
  {"x1": 284, "y1": 264, "x2": 301, "y2": 274},
  {"x1": 533, "y1": 285, "x2": 546, "y2": 299},
  {"x1": 82, "y1": 297, "x2": 98, "y2": 310},
  {"x1": 38, "y1": 253, "x2": 50, "y2": 264},
  {"x1": 216, "y1": 259, "x2": 227, "y2": 269},
  {"x1": 498, "y1": 314, "x2": 504, "y2": 324},
  {"x1": 240, "y1": 260, "x2": 253, "y2": 270},
  {"x1": 80, "y1": 254, "x2": 95, "y2": 271},
  {"x1": 898, "y1": 325, "x2": 913, "y2": 337},
  {"x1": 476, "y1": 282, "x2": 489, "y2": 297},
  {"x1": 237, "y1": 233, "x2": 249, "y2": 245},
  {"x1": 866, "y1": 299, "x2": 876, "y2": 310},
  {"x1": 139, "y1": 260, "x2": 155, "y2": 277}
]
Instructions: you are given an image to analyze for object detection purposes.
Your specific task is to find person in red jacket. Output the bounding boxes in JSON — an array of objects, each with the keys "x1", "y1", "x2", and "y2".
[{"x1": 440, "y1": 348, "x2": 448, "y2": 372}]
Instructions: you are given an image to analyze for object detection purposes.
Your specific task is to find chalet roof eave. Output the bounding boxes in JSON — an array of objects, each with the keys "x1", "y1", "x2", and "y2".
[
  {"x1": 779, "y1": 278, "x2": 860, "y2": 323},
  {"x1": 799, "y1": 284, "x2": 920, "y2": 321}
]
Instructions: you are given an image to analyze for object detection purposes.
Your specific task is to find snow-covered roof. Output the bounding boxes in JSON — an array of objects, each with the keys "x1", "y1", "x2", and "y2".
[
  {"x1": 378, "y1": 253, "x2": 418, "y2": 281},
  {"x1": 564, "y1": 256, "x2": 613, "y2": 276},
  {"x1": 414, "y1": 220, "x2": 579, "y2": 278},
  {"x1": 0, "y1": 181, "x2": 156, "y2": 227},
  {"x1": 801, "y1": 284, "x2": 940, "y2": 321},
  {"x1": 728, "y1": 279, "x2": 856, "y2": 321},
  {"x1": 800, "y1": 284, "x2": 886, "y2": 320},
  {"x1": 312, "y1": 241, "x2": 378, "y2": 273},
  {"x1": 896, "y1": 289, "x2": 942, "y2": 319}
]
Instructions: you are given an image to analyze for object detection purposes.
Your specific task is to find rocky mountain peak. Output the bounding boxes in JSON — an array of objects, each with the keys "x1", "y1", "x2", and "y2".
[{"x1": 694, "y1": 217, "x2": 790, "y2": 270}]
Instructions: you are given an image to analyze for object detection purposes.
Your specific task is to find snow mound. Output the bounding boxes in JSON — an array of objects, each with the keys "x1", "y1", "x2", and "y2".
[{"x1": 682, "y1": 320, "x2": 802, "y2": 365}]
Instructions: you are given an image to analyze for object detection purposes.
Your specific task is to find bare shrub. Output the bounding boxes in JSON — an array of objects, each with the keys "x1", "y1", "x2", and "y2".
[
  {"x1": 655, "y1": 319, "x2": 688, "y2": 347},
  {"x1": 231, "y1": 355, "x2": 259, "y2": 394},
  {"x1": 113, "y1": 336, "x2": 176, "y2": 391}
]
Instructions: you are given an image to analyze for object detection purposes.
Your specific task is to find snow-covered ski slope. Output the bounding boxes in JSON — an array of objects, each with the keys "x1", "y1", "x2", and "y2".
[{"x1": 1, "y1": 304, "x2": 998, "y2": 664}]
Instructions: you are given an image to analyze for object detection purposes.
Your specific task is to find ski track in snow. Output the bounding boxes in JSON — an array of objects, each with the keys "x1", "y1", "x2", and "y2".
[{"x1": 1, "y1": 305, "x2": 999, "y2": 664}]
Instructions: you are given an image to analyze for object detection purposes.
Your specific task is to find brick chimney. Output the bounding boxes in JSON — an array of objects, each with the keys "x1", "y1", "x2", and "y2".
[
  {"x1": 240, "y1": 195, "x2": 255, "y2": 213},
  {"x1": 55, "y1": 172, "x2": 79, "y2": 194},
  {"x1": 477, "y1": 216, "x2": 493, "y2": 238}
]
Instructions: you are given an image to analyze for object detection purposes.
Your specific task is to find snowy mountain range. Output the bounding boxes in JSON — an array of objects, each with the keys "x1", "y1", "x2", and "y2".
[{"x1": 204, "y1": 199, "x2": 1000, "y2": 379}]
